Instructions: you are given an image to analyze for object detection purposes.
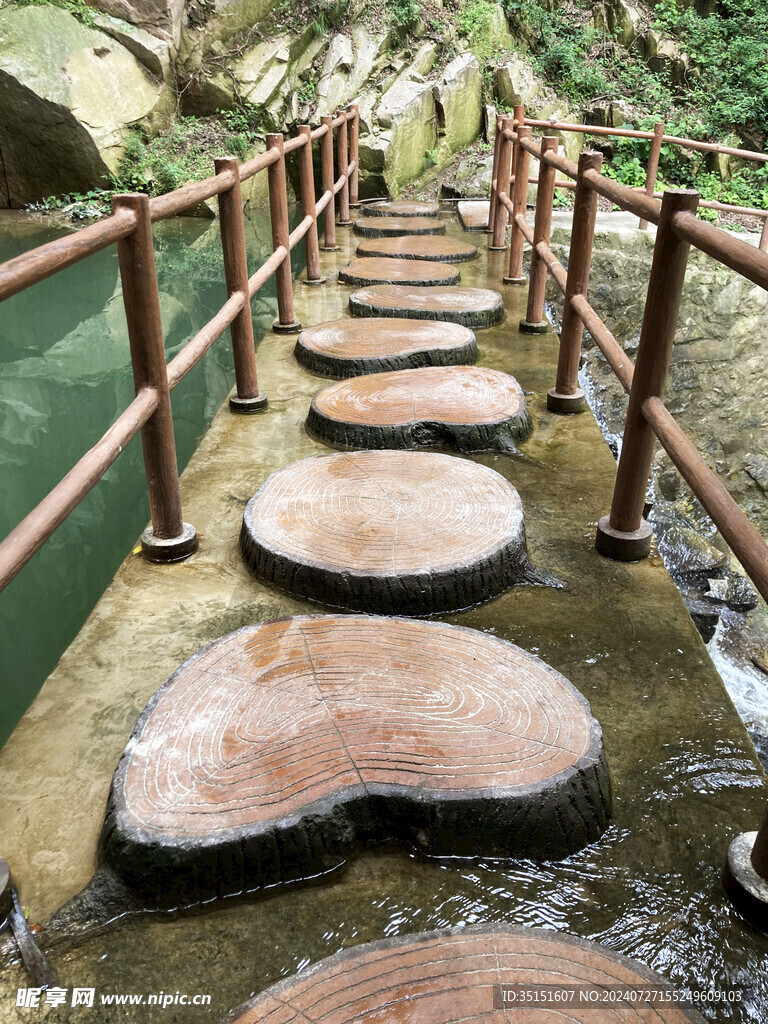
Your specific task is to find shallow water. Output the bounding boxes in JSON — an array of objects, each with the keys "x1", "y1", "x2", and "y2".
[
  {"x1": 1, "y1": 214, "x2": 767, "y2": 1022},
  {"x1": 0, "y1": 211, "x2": 302, "y2": 748}
]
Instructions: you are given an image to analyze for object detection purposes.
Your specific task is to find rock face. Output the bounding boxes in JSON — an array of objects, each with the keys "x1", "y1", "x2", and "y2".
[{"x1": 0, "y1": 6, "x2": 171, "y2": 207}]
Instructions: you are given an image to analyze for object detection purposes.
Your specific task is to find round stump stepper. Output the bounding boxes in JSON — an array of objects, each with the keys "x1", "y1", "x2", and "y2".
[
  {"x1": 349, "y1": 285, "x2": 504, "y2": 329},
  {"x1": 356, "y1": 234, "x2": 479, "y2": 263},
  {"x1": 240, "y1": 450, "x2": 559, "y2": 615},
  {"x1": 101, "y1": 618, "x2": 611, "y2": 904},
  {"x1": 363, "y1": 200, "x2": 440, "y2": 217},
  {"x1": 339, "y1": 257, "x2": 460, "y2": 288},
  {"x1": 353, "y1": 216, "x2": 446, "y2": 238},
  {"x1": 307, "y1": 366, "x2": 532, "y2": 453},
  {"x1": 221, "y1": 925, "x2": 706, "y2": 1024},
  {"x1": 294, "y1": 318, "x2": 478, "y2": 378}
]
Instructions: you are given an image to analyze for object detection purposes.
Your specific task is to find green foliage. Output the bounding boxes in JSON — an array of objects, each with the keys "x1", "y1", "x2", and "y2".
[
  {"x1": 389, "y1": 0, "x2": 420, "y2": 28},
  {"x1": 653, "y1": 0, "x2": 768, "y2": 139},
  {"x1": 424, "y1": 147, "x2": 439, "y2": 168},
  {"x1": 112, "y1": 115, "x2": 259, "y2": 198},
  {"x1": 9, "y1": 0, "x2": 99, "y2": 27},
  {"x1": 299, "y1": 80, "x2": 317, "y2": 104},
  {"x1": 456, "y1": 0, "x2": 498, "y2": 62}
]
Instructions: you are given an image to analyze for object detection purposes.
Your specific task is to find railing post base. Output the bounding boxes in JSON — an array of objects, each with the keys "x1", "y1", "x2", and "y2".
[
  {"x1": 320, "y1": 244, "x2": 340, "y2": 253},
  {"x1": 272, "y1": 319, "x2": 302, "y2": 334},
  {"x1": 519, "y1": 319, "x2": 549, "y2": 334},
  {"x1": 547, "y1": 387, "x2": 586, "y2": 414},
  {"x1": 337, "y1": 219, "x2": 353, "y2": 227},
  {"x1": 302, "y1": 276, "x2": 327, "y2": 286},
  {"x1": 229, "y1": 392, "x2": 268, "y2": 414},
  {"x1": 141, "y1": 522, "x2": 198, "y2": 563},
  {"x1": 488, "y1": 244, "x2": 508, "y2": 252},
  {"x1": 503, "y1": 274, "x2": 527, "y2": 286},
  {"x1": 594, "y1": 514, "x2": 652, "y2": 561},
  {"x1": 724, "y1": 831, "x2": 768, "y2": 933}
]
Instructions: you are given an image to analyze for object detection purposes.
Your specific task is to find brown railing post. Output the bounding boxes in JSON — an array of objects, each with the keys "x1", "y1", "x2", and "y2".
[
  {"x1": 639, "y1": 121, "x2": 665, "y2": 231},
  {"x1": 596, "y1": 188, "x2": 699, "y2": 560},
  {"x1": 520, "y1": 136, "x2": 558, "y2": 332},
  {"x1": 348, "y1": 105, "x2": 360, "y2": 207},
  {"x1": 297, "y1": 126, "x2": 325, "y2": 287},
  {"x1": 215, "y1": 156, "x2": 267, "y2": 414},
  {"x1": 319, "y1": 115, "x2": 339, "y2": 251},
  {"x1": 489, "y1": 117, "x2": 514, "y2": 251},
  {"x1": 504, "y1": 124, "x2": 532, "y2": 285},
  {"x1": 547, "y1": 150, "x2": 603, "y2": 414},
  {"x1": 112, "y1": 193, "x2": 197, "y2": 561},
  {"x1": 759, "y1": 217, "x2": 768, "y2": 253},
  {"x1": 267, "y1": 133, "x2": 301, "y2": 334},
  {"x1": 724, "y1": 801, "x2": 768, "y2": 930},
  {"x1": 336, "y1": 110, "x2": 351, "y2": 226},
  {"x1": 510, "y1": 104, "x2": 526, "y2": 228},
  {"x1": 488, "y1": 115, "x2": 503, "y2": 237}
]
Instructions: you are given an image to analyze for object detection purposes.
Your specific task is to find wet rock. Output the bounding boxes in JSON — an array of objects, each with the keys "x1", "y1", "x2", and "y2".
[
  {"x1": 745, "y1": 453, "x2": 768, "y2": 494},
  {"x1": 704, "y1": 573, "x2": 760, "y2": 613}
]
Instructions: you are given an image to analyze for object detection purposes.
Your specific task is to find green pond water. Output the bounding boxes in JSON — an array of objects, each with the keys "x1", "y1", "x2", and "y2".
[
  {"x1": 0, "y1": 211, "x2": 302, "y2": 749},
  {"x1": 1, "y1": 213, "x2": 767, "y2": 1023}
]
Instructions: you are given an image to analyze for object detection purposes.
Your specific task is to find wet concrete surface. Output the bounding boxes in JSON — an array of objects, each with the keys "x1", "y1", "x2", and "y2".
[{"x1": 0, "y1": 213, "x2": 767, "y2": 1021}]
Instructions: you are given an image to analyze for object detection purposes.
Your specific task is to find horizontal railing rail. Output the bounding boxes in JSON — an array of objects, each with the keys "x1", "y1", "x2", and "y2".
[{"x1": 0, "y1": 105, "x2": 361, "y2": 592}]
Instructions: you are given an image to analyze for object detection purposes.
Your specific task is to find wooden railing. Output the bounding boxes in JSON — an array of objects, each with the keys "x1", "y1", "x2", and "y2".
[
  {"x1": 0, "y1": 106, "x2": 360, "y2": 590},
  {"x1": 490, "y1": 107, "x2": 768, "y2": 914},
  {"x1": 490, "y1": 107, "x2": 768, "y2": 251},
  {"x1": 488, "y1": 107, "x2": 768, "y2": 601}
]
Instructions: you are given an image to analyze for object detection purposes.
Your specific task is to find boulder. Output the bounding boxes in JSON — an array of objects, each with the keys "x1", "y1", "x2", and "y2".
[
  {"x1": 0, "y1": 5, "x2": 170, "y2": 207},
  {"x1": 493, "y1": 54, "x2": 580, "y2": 162},
  {"x1": 90, "y1": 0, "x2": 184, "y2": 47},
  {"x1": 376, "y1": 77, "x2": 436, "y2": 190}
]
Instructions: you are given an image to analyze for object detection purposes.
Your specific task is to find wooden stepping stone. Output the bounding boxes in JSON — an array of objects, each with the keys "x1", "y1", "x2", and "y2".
[
  {"x1": 240, "y1": 450, "x2": 559, "y2": 615},
  {"x1": 102, "y1": 618, "x2": 611, "y2": 904},
  {"x1": 353, "y1": 217, "x2": 446, "y2": 238},
  {"x1": 458, "y1": 198, "x2": 491, "y2": 231},
  {"x1": 294, "y1": 318, "x2": 478, "y2": 378},
  {"x1": 307, "y1": 366, "x2": 532, "y2": 453},
  {"x1": 363, "y1": 200, "x2": 439, "y2": 217},
  {"x1": 357, "y1": 234, "x2": 478, "y2": 263},
  {"x1": 222, "y1": 925, "x2": 705, "y2": 1024},
  {"x1": 339, "y1": 257, "x2": 459, "y2": 287},
  {"x1": 350, "y1": 285, "x2": 504, "y2": 329}
]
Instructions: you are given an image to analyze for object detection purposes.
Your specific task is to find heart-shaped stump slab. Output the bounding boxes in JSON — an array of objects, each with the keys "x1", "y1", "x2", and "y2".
[
  {"x1": 307, "y1": 366, "x2": 532, "y2": 453},
  {"x1": 221, "y1": 925, "x2": 705, "y2": 1024},
  {"x1": 101, "y1": 618, "x2": 611, "y2": 905},
  {"x1": 240, "y1": 450, "x2": 558, "y2": 614},
  {"x1": 458, "y1": 199, "x2": 491, "y2": 231},
  {"x1": 339, "y1": 257, "x2": 460, "y2": 287},
  {"x1": 363, "y1": 200, "x2": 440, "y2": 217},
  {"x1": 353, "y1": 217, "x2": 446, "y2": 238},
  {"x1": 349, "y1": 285, "x2": 504, "y2": 329},
  {"x1": 294, "y1": 318, "x2": 478, "y2": 379},
  {"x1": 356, "y1": 235, "x2": 478, "y2": 263}
]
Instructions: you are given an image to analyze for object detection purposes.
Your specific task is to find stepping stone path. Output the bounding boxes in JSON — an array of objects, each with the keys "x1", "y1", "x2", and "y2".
[
  {"x1": 294, "y1": 318, "x2": 477, "y2": 378},
  {"x1": 356, "y1": 234, "x2": 478, "y2": 263},
  {"x1": 339, "y1": 257, "x2": 460, "y2": 287},
  {"x1": 458, "y1": 198, "x2": 491, "y2": 231},
  {"x1": 307, "y1": 366, "x2": 532, "y2": 453},
  {"x1": 350, "y1": 284, "x2": 504, "y2": 328},
  {"x1": 221, "y1": 925, "x2": 705, "y2": 1024},
  {"x1": 353, "y1": 217, "x2": 446, "y2": 238},
  {"x1": 102, "y1": 618, "x2": 610, "y2": 903},
  {"x1": 240, "y1": 450, "x2": 557, "y2": 615},
  {"x1": 363, "y1": 200, "x2": 439, "y2": 217}
]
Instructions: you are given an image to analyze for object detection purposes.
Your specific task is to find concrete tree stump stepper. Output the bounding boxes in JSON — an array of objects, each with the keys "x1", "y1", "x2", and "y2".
[
  {"x1": 349, "y1": 285, "x2": 505, "y2": 328},
  {"x1": 240, "y1": 450, "x2": 559, "y2": 615},
  {"x1": 101, "y1": 618, "x2": 611, "y2": 905},
  {"x1": 221, "y1": 926, "x2": 705, "y2": 1024},
  {"x1": 352, "y1": 217, "x2": 446, "y2": 238},
  {"x1": 338, "y1": 257, "x2": 460, "y2": 287},
  {"x1": 356, "y1": 235, "x2": 479, "y2": 263},
  {"x1": 307, "y1": 366, "x2": 532, "y2": 453},
  {"x1": 293, "y1": 318, "x2": 478, "y2": 378},
  {"x1": 363, "y1": 200, "x2": 440, "y2": 217}
]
